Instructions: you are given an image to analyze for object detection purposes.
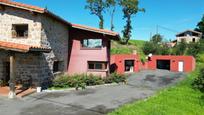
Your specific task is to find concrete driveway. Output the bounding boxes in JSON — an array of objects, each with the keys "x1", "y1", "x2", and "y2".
[{"x1": 0, "y1": 70, "x2": 185, "y2": 115}]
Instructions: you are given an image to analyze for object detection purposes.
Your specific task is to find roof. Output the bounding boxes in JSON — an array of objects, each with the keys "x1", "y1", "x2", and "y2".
[
  {"x1": 0, "y1": 41, "x2": 51, "y2": 53},
  {"x1": 176, "y1": 30, "x2": 202, "y2": 36},
  {"x1": 0, "y1": 0, "x2": 120, "y2": 39},
  {"x1": 71, "y1": 24, "x2": 120, "y2": 39},
  {"x1": 0, "y1": 0, "x2": 71, "y2": 26}
]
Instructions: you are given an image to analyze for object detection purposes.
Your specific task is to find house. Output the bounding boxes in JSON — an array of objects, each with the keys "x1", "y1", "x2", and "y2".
[
  {"x1": 111, "y1": 55, "x2": 195, "y2": 74},
  {"x1": 176, "y1": 30, "x2": 202, "y2": 43},
  {"x1": 68, "y1": 24, "x2": 119, "y2": 77},
  {"x1": 0, "y1": 0, "x2": 119, "y2": 98}
]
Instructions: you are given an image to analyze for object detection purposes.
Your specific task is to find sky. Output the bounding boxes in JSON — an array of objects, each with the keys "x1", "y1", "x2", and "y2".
[{"x1": 14, "y1": 0, "x2": 204, "y2": 41}]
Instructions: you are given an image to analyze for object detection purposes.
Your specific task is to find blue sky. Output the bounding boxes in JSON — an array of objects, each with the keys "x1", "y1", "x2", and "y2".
[{"x1": 15, "y1": 0, "x2": 204, "y2": 41}]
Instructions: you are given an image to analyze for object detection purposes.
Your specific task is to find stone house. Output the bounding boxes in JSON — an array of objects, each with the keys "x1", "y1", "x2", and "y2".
[
  {"x1": 176, "y1": 30, "x2": 202, "y2": 43},
  {"x1": 0, "y1": 0, "x2": 119, "y2": 97}
]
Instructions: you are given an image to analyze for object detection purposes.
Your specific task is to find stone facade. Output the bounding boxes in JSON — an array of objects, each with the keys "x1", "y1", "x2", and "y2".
[
  {"x1": 176, "y1": 30, "x2": 202, "y2": 43},
  {"x1": 0, "y1": 6, "x2": 42, "y2": 46},
  {"x1": 0, "y1": 5, "x2": 69, "y2": 87}
]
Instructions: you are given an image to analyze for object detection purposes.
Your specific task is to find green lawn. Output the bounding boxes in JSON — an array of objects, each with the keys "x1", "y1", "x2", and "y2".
[{"x1": 109, "y1": 66, "x2": 204, "y2": 115}]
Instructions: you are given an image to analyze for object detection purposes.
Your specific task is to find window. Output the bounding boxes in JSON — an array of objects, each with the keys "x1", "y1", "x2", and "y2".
[
  {"x1": 12, "y1": 24, "x2": 28, "y2": 38},
  {"x1": 192, "y1": 38, "x2": 196, "y2": 42},
  {"x1": 53, "y1": 61, "x2": 61, "y2": 73},
  {"x1": 81, "y1": 39, "x2": 102, "y2": 48},
  {"x1": 88, "y1": 61, "x2": 107, "y2": 70}
]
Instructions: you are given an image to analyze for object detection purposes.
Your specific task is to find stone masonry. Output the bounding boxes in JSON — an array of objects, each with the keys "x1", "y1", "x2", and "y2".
[{"x1": 0, "y1": 5, "x2": 69, "y2": 88}]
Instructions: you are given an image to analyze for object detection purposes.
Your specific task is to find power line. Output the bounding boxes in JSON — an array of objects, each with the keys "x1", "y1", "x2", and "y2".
[{"x1": 157, "y1": 25, "x2": 179, "y2": 33}]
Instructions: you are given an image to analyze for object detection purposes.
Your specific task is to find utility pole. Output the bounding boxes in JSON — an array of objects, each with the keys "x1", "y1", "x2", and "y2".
[
  {"x1": 156, "y1": 25, "x2": 159, "y2": 34},
  {"x1": 150, "y1": 32, "x2": 152, "y2": 39}
]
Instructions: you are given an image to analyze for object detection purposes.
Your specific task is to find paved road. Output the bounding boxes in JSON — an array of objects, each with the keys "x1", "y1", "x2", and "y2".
[{"x1": 0, "y1": 70, "x2": 185, "y2": 115}]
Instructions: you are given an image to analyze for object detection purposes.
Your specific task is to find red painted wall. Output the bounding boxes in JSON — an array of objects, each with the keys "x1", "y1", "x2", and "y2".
[
  {"x1": 148, "y1": 55, "x2": 195, "y2": 72},
  {"x1": 111, "y1": 54, "x2": 195, "y2": 74},
  {"x1": 67, "y1": 28, "x2": 112, "y2": 77},
  {"x1": 111, "y1": 54, "x2": 140, "y2": 74}
]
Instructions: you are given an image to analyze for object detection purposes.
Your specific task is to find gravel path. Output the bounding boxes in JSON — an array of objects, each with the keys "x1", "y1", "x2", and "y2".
[{"x1": 0, "y1": 70, "x2": 185, "y2": 115}]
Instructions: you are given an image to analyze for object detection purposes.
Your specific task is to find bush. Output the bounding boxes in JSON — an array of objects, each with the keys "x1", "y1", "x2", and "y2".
[
  {"x1": 104, "y1": 73, "x2": 127, "y2": 84},
  {"x1": 51, "y1": 73, "x2": 127, "y2": 90},
  {"x1": 52, "y1": 75, "x2": 70, "y2": 88},
  {"x1": 192, "y1": 67, "x2": 204, "y2": 93},
  {"x1": 84, "y1": 74, "x2": 104, "y2": 86},
  {"x1": 197, "y1": 53, "x2": 204, "y2": 63}
]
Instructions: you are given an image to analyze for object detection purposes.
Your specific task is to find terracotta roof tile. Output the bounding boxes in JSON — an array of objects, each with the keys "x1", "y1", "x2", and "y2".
[
  {"x1": 0, "y1": 0, "x2": 45, "y2": 13},
  {"x1": 71, "y1": 23, "x2": 119, "y2": 37},
  {"x1": 0, "y1": 41, "x2": 51, "y2": 53},
  {"x1": 0, "y1": 0, "x2": 71, "y2": 25}
]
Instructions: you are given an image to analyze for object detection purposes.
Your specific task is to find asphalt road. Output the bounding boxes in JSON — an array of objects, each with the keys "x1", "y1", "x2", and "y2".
[{"x1": 0, "y1": 70, "x2": 185, "y2": 115}]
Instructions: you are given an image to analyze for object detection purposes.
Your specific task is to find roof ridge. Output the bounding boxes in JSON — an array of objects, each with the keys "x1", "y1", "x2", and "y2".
[
  {"x1": 0, "y1": 0, "x2": 45, "y2": 13},
  {"x1": 71, "y1": 23, "x2": 119, "y2": 36}
]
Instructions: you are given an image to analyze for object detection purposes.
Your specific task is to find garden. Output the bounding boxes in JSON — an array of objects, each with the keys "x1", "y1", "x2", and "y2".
[{"x1": 49, "y1": 73, "x2": 127, "y2": 90}]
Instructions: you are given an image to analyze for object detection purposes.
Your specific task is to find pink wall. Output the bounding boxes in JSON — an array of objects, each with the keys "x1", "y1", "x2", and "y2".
[
  {"x1": 111, "y1": 54, "x2": 140, "y2": 74},
  {"x1": 67, "y1": 29, "x2": 111, "y2": 77}
]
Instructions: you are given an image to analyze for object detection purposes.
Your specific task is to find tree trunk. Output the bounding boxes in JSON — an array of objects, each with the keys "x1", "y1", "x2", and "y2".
[
  {"x1": 123, "y1": 15, "x2": 132, "y2": 44},
  {"x1": 110, "y1": 7, "x2": 115, "y2": 31},
  {"x1": 99, "y1": 15, "x2": 104, "y2": 29}
]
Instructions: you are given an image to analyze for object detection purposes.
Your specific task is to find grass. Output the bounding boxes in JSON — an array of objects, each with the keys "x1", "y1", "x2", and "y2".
[
  {"x1": 111, "y1": 40, "x2": 146, "y2": 59},
  {"x1": 109, "y1": 65, "x2": 204, "y2": 115}
]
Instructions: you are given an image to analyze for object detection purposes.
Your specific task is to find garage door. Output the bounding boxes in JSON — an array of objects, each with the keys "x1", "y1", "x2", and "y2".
[{"x1": 156, "y1": 60, "x2": 170, "y2": 70}]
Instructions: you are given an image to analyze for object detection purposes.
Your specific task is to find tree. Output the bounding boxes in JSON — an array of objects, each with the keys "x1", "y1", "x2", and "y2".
[
  {"x1": 195, "y1": 15, "x2": 204, "y2": 38},
  {"x1": 85, "y1": 0, "x2": 107, "y2": 29},
  {"x1": 142, "y1": 41, "x2": 157, "y2": 55},
  {"x1": 173, "y1": 40, "x2": 187, "y2": 55},
  {"x1": 187, "y1": 39, "x2": 204, "y2": 57},
  {"x1": 106, "y1": 0, "x2": 117, "y2": 31},
  {"x1": 150, "y1": 34, "x2": 163, "y2": 44},
  {"x1": 120, "y1": 0, "x2": 145, "y2": 44}
]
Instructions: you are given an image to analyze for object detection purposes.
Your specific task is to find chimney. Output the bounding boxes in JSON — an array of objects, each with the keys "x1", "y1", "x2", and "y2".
[{"x1": 132, "y1": 50, "x2": 137, "y2": 55}]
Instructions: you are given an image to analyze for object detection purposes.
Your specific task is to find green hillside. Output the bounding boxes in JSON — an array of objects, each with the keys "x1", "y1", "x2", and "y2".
[{"x1": 111, "y1": 39, "x2": 146, "y2": 59}]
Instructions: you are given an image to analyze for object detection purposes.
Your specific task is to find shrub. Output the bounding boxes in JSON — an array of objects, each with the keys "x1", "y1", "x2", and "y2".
[
  {"x1": 192, "y1": 67, "x2": 204, "y2": 93},
  {"x1": 197, "y1": 53, "x2": 204, "y2": 63},
  {"x1": 52, "y1": 75, "x2": 70, "y2": 88},
  {"x1": 104, "y1": 72, "x2": 127, "y2": 84},
  {"x1": 84, "y1": 74, "x2": 104, "y2": 86},
  {"x1": 51, "y1": 73, "x2": 127, "y2": 90},
  {"x1": 0, "y1": 79, "x2": 4, "y2": 87}
]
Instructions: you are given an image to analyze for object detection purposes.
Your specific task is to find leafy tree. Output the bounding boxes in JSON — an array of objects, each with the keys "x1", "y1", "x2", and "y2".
[
  {"x1": 172, "y1": 40, "x2": 187, "y2": 55},
  {"x1": 187, "y1": 42, "x2": 201, "y2": 57},
  {"x1": 150, "y1": 34, "x2": 163, "y2": 44},
  {"x1": 106, "y1": 0, "x2": 118, "y2": 31},
  {"x1": 120, "y1": 0, "x2": 145, "y2": 44},
  {"x1": 142, "y1": 41, "x2": 157, "y2": 55},
  {"x1": 192, "y1": 67, "x2": 204, "y2": 93},
  {"x1": 195, "y1": 15, "x2": 204, "y2": 38},
  {"x1": 85, "y1": 0, "x2": 107, "y2": 29},
  {"x1": 187, "y1": 40, "x2": 204, "y2": 57},
  {"x1": 158, "y1": 45, "x2": 170, "y2": 55}
]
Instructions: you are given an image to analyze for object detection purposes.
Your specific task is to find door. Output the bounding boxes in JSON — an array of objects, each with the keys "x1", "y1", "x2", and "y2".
[
  {"x1": 156, "y1": 60, "x2": 171, "y2": 70},
  {"x1": 125, "y1": 60, "x2": 134, "y2": 72},
  {"x1": 178, "y1": 61, "x2": 184, "y2": 72},
  {"x1": 3, "y1": 62, "x2": 10, "y2": 86}
]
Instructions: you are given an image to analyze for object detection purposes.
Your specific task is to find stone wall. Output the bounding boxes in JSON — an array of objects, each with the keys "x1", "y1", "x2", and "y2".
[
  {"x1": 40, "y1": 14, "x2": 69, "y2": 73},
  {"x1": 0, "y1": 51, "x2": 52, "y2": 88},
  {"x1": 177, "y1": 36, "x2": 200, "y2": 43},
  {"x1": 0, "y1": 5, "x2": 69, "y2": 87},
  {"x1": 0, "y1": 6, "x2": 42, "y2": 46}
]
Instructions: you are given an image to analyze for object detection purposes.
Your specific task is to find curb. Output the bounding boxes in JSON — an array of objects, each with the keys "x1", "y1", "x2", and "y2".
[{"x1": 42, "y1": 83, "x2": 120, "y2": 93}]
